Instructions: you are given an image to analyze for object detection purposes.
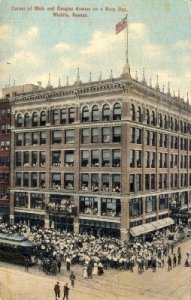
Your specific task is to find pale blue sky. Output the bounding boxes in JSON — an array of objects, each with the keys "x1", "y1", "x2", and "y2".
[{"x1": 0, "y1": 0, "x2": 190, "y2": 98}]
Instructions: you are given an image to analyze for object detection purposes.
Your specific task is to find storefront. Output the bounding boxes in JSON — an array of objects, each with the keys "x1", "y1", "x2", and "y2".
[
  {"x1": 79, "y1": 219, "x2": 120, "y2": 238},
  {"x1": 14, "y1": 212, "x2": 45, "y2": 226}
]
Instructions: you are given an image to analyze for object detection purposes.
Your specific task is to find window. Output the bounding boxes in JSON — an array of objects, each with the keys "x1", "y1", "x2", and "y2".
[
  {"x1": 39, "y1": 173, "x2": 45, "y2": 188},
  {"x1": 130, "y1": 104, "x2": 135, "y2": 121},
  {"x1": 40, "y1": 131, "x2": 46, "y2": 145},
  {"x1": 112, "y1": 149, "x2": 121, "y2": 167},
  {"x1": 64, "y1": 173, "x2": 74, "y2": 189},
  {"x1": 60, "y1": 108, "x2": 67, "y2": 124},
  {"x1": 65, "y1": 129, "x2": 75, "y2": 144},
  {"x1": 145, "y1": 152, "x2": 150, "y2": 168},
  {"x1": 92, "y1": 105, "x2": 99, "y2": 121},
  {"x1": 91, "y1": 128, "x2": 99, "y2": 143},
  {"x1": 80, "y1": 196, "x2": 98, "y2": 214},
  {"x1": 145, "y1": 109, "x2": 150, "y2": 124},
  {"x1": 102, "y1": 127, "x2": 111, "y2": 143},
  {"x1": 102, "y1": 104, "x2": 110, "y2": 121},
  {"x1": 151, "y1": 111, "x2": 156, "y2": 126},
  {"x1": 129, "y1": 198, "x2": 142, "y2": 217},
  {"x1": 39, "y1": 151, "x2": 46, "y2": 166},
  {"x1": 150, "y1": 152, "x2": 156, "y2": 168},
  {"x1": 81, "y1": 128, "x2": 90, "y2": 144},
  {"x1": 24, "y1": 132, "x2": 30, "y2": 146},
  {"x1": 130, "y1": 127, "x2": 136, "y2": 143},
  {"x1": 31, "y1": 193, "x2": 45, "y2": 209},
  {"x1": 52, "y1": 109, "x2": 59, "y2": 125},
  {"x1": 15, "y1": 192, "x2": 28, "y2": 208},
  {"x1": 137, "y1": 106, "x2": 142, "y2": 122},
  {"x1": 32, "y1": 151, "x2": 38, "y2": 166},
  {"x1": 136, "y1": 174, "x2": 142, "y2": 191},
  {"x1": 151, "y1": 174, "x2": 156, "y2": 190},
  {"x1": 52, "y1": 151, "x2": 61, "y2": 166},
  {"x1": 16, "y1": 133, "x2": 23, "y2": 146},
  {"x1": 164, "y1": 115, "x2": 168, "y2": 129},
  {"x1": 112, "y1": 174, "x2": 121, "y2": 192},
  {"x1": 113, "y1": 127, "x2": 121, "y2": 142},
  {"x1": 40, "y1": 111, "x2": 46, "y2": 126},
  {"x1": 69, "y1": 107, "x2": 75, "y2": 123},
  {"x1": 146, "y1": 196, "x2": 156, "y2": 213},
  {"x1": 31, "y1": 172, "x2": 38, "y2": 187},
  {"x1": 102, "y1": 174, "x2": 110, "y2": 191},
  {"x1": 158, "y1": 113, "x2": 163, "y2": 128},
  {"x1": 24, "y1": 113, "x2": 30, "y2": 128},
  {"x1": 16, "y1": 152, "x2": 22, "y2": 167},
  {"x1": 32, "y1": 112, "x2": 38, "y2": 127},
  {"x1": 16, "y1": 114, "x2": 22, "y2": 127},
  {"x1": 91, "y1": 174, "x2": 99, "y2": 191},
  {"x1": 82, "y1": 106, "x2": 89, "y2": 122},
  {"x1": 136, "y1": 150, "x2": 142, "y2": 167},
  {"x1": 102, "y1": 150, "x2": 110, "y2": 167},
  {"x1": 130, "y1": 150, "x2": 135, "y2": 168},
  {"x1": 129, "y1": 174, "x2": 135, "y2": 192},
  {"x1": 151, "y1": 131, "x2": 156, "y2": 146},
  {"x1": 23, "y1": 172, "x2": 29, "y2": 187},
  {"x1": 23, "y1": 152, "x2": 29, "y2": 166},
  {"x1": 32, "y1": 132, "x2": 38, "y2": 145},
  {"x1": 101, "y1": 198, "x2": 121, "y2": 216},
  {"x1": 81, "y1": 174, "x2": 89, "y2": 191},
  {"x1": 52, "y1": 173, "x2": 61, "y2": 189},
  {"x1": 145, "y1": 130, "x2": 150, "y2": 145},
  {"x1": 65, "y1": 150, "x2": 74, "y2": 167},
  {"x1": 137, "y1": 128, "x2": 142, "y2": 144},
  {"x1": 145, "y1": 174, "x2": 150, "y2": 190},
  {"x1": 81, "y1": 150, "x2": 89, "y2": 167},
  {"x1": 91, "y1": 150, "x2": 99, "y2": 167},
  {"x1": 52, "y1": 130, "x2": 62, "y2": 144},
  {"x1": 113, "y1": 103, "x2": 121, "y2": 120},
  {"x1": 16, "y1": 172, "x2": 22, "y2": 186}
]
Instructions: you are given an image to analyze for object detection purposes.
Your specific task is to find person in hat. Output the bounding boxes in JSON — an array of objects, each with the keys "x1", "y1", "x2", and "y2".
[
  {"x1": 63, "y1": 283, "x2": 69, "y2": 300},
  {"x1": 54, "y1": 282, "x2": 60, "y2": 300}
]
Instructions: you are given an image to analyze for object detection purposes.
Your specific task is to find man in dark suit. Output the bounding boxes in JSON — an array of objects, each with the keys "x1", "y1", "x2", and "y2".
[{"x1": 54, "y1": 282, "x2": 60, "y2": 300}]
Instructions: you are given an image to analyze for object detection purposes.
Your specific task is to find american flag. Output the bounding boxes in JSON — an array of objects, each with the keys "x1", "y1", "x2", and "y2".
[{"x1": 116, "y1": 16, "x2": 127, "y2": 34}]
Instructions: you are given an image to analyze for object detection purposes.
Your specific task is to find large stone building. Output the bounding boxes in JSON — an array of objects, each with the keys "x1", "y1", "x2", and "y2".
[
  {"x1": 0, "y1": 98, "x2": 11, "y2": 221},
  {"x1": 8, "y1": 70, "x2": 191, "y2": 240}
]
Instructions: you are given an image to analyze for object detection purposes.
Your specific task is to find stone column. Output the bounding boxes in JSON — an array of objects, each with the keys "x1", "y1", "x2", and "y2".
[{"x1": 120, "y1": 198, "x2": 129, "y2": 240}]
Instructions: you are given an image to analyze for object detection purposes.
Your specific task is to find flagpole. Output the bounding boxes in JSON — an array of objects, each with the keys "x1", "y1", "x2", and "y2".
[
  {"x1": 122, "y1": 14, "x2": 130, "y2": 76},
  {"x1": 126, "y1": 14, "x2": 128, "y2": 65}
]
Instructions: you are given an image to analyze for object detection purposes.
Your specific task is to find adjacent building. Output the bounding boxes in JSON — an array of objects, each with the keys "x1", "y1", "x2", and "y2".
[
  {"x1": 0, "y1": 98, "x2": 11, "y2": 221},
  {"x1": 8, "y1": 71, "x2": 191, "y2": 240}
]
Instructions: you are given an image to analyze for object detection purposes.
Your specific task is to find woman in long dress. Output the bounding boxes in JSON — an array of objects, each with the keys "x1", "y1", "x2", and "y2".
[
  {"x1": 83, "y1": 265, "x2": 88, "y2": 279},
  {"x1": 93, "y1": 262, "x2": 98, "y2": 275}
]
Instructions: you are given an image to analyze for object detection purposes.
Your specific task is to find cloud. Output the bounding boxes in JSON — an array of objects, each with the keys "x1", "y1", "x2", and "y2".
[
  {"x1": 143, "y1": 43, "x2": 164, "y2": 59},
  {"x1": 6, "y1": 51, "x2": 40, "y2": 69},
  {"x1": 53, "y1": 42, "x2": 73, "y2": 52},
  {"x1": 0, "y1": 25, "x2": 12, "y2": 41},
  {"x1": 17, "y1": 27, "x2": 39, "y2": 48},
  {"x1": 129, "y1": 22, "x2": 147, "y2": 39}
]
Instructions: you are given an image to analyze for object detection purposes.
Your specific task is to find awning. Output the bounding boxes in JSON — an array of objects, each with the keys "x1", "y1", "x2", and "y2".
[{"x1": 130, "y1": 217, "x2": 175, "y2": 237}]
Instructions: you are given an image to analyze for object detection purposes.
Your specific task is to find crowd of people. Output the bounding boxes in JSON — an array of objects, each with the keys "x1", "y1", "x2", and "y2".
[{"x1": 0, "y1": 222, "x2": 189, "y2": 278}]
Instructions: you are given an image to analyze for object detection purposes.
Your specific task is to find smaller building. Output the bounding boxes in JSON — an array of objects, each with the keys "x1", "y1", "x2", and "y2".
[{"x1": 0, "y1": 98, "x2": 11, "y2": 221}]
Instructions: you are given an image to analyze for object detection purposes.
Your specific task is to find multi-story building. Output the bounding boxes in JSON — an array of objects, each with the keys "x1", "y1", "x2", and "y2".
[
  {"x1": 0, "y1": 98, "x2": 11, "y2": 221},
  {"x1": 8, "y1": 71, "x2": 191, "y2": 240}
]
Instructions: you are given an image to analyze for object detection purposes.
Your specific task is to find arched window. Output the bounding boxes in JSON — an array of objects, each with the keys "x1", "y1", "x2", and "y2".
[
  {"x1": 92, "y1": 105, "x2": 99, "y2": 121},
  {"x1": 179, "y1": 120, "x2": 183, "y2": 133},
  {"x1": 82, "y1": 106, "x2": 89, "y2": 122},
  {"x1": 102, "y1": 104, "x2": 110, "y2": 121},
  {"x1": 174, "y1": 119, "x2": 178, "y2": 131},
  {"x1": 164, "y1": 115, "x2": 168, "y2": 129},
  {"x1": 130, "y1": 104, "x2": 135, "y2": 121},
  {"x1": 145, "y1": 109, "x2": 150, "y2": 125},
  {"x1": 40, "y1": 111, "x2": 46, "y2": 126},
  {"x1": 170, "y1": 117, "x2": 174, "y2": 130},
  {"x1": 159, "y1": 113, "x2": 163, "y2": 128},
  {"x1": 16, "y1": 114, "x2": 22, "y2": 127},
  {"x1": 24, "y1": 113, "x2": 30, "y2": 128},
  {"x1": 32, "y1": 112, "x2": 38, "y2": 127},
  {"x1": 151, "y1": 111, "x2": 155, "y2": 126},
  {"x1": 113, "y1": 103, "x2": 121, "y2": 120},
  {"x1": 137, "y1": 106, "x2": 142, "y2": 122}
]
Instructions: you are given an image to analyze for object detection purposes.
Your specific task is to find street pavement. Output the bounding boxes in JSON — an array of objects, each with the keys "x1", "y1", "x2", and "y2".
[{"x1": 0, "y1": 239, "x2": 191, "y2": 300}]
